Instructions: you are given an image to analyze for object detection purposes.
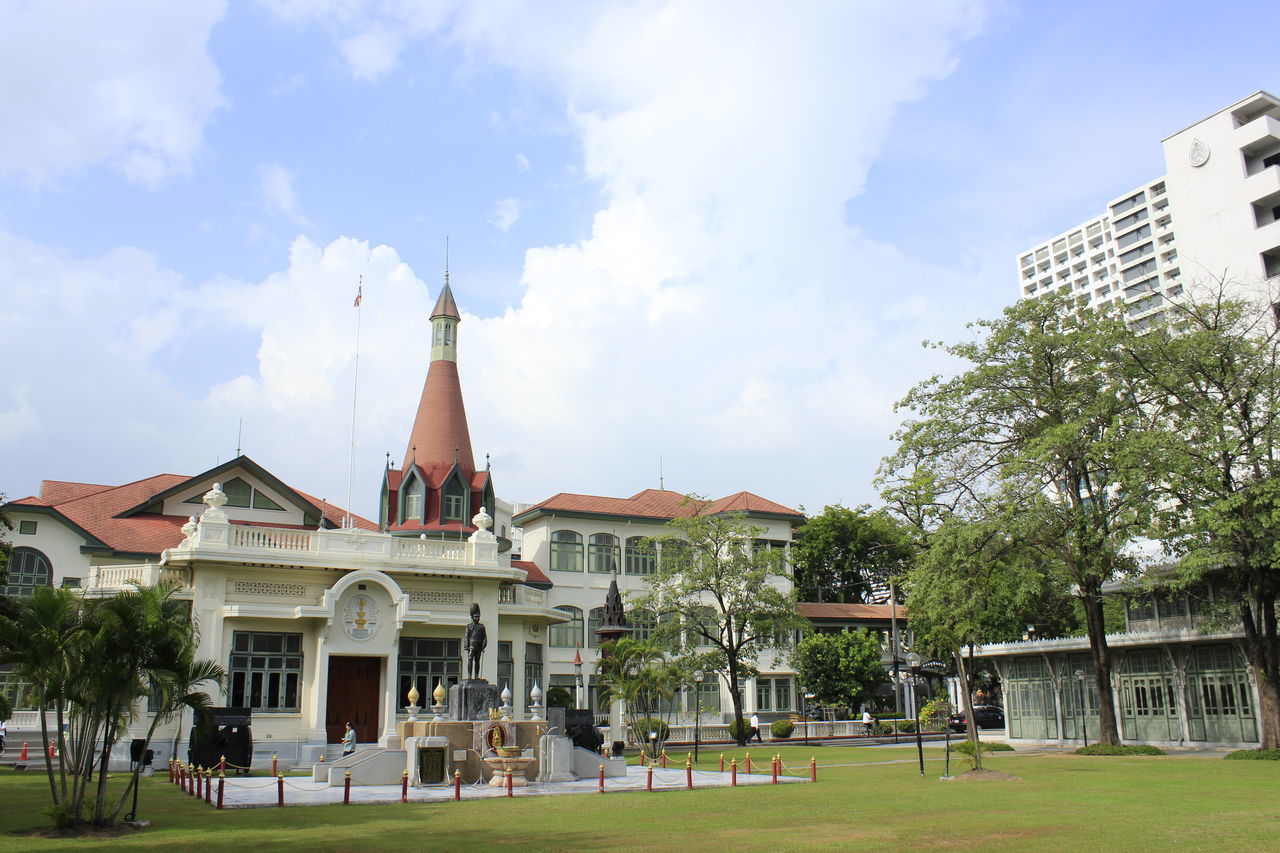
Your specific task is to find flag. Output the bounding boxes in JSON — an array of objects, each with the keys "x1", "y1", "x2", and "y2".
[{"x1": 353, "y1": 283, "x2": 363, "y2": 307}]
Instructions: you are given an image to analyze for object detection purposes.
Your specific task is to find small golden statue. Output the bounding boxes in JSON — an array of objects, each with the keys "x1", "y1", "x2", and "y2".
[{"x1": 488, "y1": 707, "x2": 502, "y2": 721}]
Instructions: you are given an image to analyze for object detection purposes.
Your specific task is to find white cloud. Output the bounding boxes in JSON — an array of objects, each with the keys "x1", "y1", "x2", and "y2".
[
  {"x1": 515, "y1": 153, "x2": 531, "y2": 171},
  {"x1": 259, "y1": 163, "x2": 311, "y2": 225},
  {"x1": 0, "y1": 0, "x2": 226, "y2": 187},
  {"x1": 270, "y1": 72, "x2": 306, "y2": 96},
  {"x1": 250, "y1": 1, "x2": 992, "y2": 510},
  {"x1": 488, "y1": 197, "x2": 524, "y2": 232}
]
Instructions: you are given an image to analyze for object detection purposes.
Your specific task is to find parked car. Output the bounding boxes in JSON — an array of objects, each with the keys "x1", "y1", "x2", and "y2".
[{"x1": 948, "y1": 705, "x2": 1005, "y2": 733}]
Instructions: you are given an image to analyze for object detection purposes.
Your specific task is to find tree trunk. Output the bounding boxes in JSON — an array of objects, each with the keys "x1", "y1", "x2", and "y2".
[
  {"x1": 1081, "y1": 588, "x2": 1120, "y2": 745},
  {"x1": 953, "y1": 646, "x2": 981, "y2": 770},
  {"x1": 1239, "y1": 596, "x2": 1280, "y2": 750},
  {"x1": 37, "y1": 702, "x2": 59, "y2": 807},
  {"x1": 726, "y1": 657, "x2": 746, "y2": 746}
]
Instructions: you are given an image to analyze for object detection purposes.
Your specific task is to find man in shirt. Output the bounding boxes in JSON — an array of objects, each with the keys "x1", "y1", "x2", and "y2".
[{"x1": 750, "y1": 712, "x2": 763, "y2": 743}]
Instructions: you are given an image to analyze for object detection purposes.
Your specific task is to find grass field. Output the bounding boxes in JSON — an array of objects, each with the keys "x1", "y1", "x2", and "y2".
[{"x1": 1, "y1": 745, "x2": 1275, "y2": 852}]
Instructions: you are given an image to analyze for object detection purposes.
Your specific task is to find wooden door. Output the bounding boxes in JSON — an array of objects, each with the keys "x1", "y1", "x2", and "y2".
[{"x1": 326, "y1": 656, "x2": 382, "y2": 744}]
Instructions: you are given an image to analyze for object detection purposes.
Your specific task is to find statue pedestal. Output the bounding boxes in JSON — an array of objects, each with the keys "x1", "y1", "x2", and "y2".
[{"x1": 448, "y1": 679, "x2": 502, "y2": 721}]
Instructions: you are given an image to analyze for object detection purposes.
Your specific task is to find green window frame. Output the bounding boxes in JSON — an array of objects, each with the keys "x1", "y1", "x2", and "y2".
[
  {"x1": 588, "y1": 533, "x2": 619, "y2": 574},
  {"x1": 624, "y1": 536, "x2": 654, "y2": 575},
  {"x1": 550, "y1": 531, "x2": 583, "y2": 572},
  {"x1": 550, "y1": 606, "x2": 584, "y2": 648},
  {"x1": 398, "y1": 637, "x2": 462, "y2": 706},
  {"x1": 4, "y1": 548, "x2": 52, "y2": 597},
  {"x1": 228, "y1": 631, "x2": 303, "y2": 712}
]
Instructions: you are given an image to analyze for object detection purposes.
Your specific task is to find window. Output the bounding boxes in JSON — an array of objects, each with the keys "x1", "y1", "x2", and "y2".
[
  {"x1": 0, "y1": 664, "x2": 32, "y2": 711},
  {"x1": 550, "y1": 531, "x2": 584, "y2": 572},
  {"x1": 550, "y1": 606, "x2": 584, "y2": 648},
  {"x1": 5, "y1": 548, "x2": 52, "y2": 597},
  {"x1": 753, "y1": 539, "x2": 789, "y2": 574},
  {"x1": 587, "y1": 607, "x2": 605, "y2": 648},
  {"x1": 497, "y1": 641, "x2": 513, "y2": 692},
  {"x1": 443, "y1": 478, "x2": 466, "y2": 522},
  {"x1": 625, "y1": 537, "x2": 655, "y2": 575},
  {"x1": 402, "y1": 477, "x2": 424, "y2": 522},
  {"x1": 687, "y1": 606, "x2": 719, "y2": 647},
  {"x1": 228, "y1": 632, "x2": 303, "y2": 711},
  {"x1": 756, "y1": 677, "x2": 793, "y2": 712},
  {"x1": 630, "y1": 609, "x2": 657, "y2": 642},
  {"x1": 18, "y1": 520, "x2": 36, "y2": 535},
  {"x1": 588, "y1": 533, "x2": 619, "y2": 574},
  {"x1": 61, "y1": 577, "x2": 82, "y2": 588},
  {"x1": 695, "y1": 678, "x2": 721, "y2": 714},
  {"x1": 524, "y1": 643, "x2": 543, "y2": 711},
  {"x1": 398, "y1": 637, "x2": 462, "y2": 706}
]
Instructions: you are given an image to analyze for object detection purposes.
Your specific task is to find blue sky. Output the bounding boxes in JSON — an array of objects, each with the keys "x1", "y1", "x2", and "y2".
[{"x1": 1, "y1": 0, "x2": 1276, "y2": 520}]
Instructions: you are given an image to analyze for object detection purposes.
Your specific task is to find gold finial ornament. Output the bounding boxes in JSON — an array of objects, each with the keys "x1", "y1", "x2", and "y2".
[
  {"x1": 433, "y1": 680, "x2": 447, "y2": 705},
  {"x1": 407, "y1": 683, "x2": 420, "y2": 706}
]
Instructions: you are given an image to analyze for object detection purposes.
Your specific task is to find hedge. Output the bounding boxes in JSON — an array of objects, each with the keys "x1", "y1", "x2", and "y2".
[
  {"x1": 1224, "y1": 748, "x2": 1280, "y2": 760},
  {"x1": 770, "y1": 719, "x2": 795, "y2": 739},
  {"x1": 950, "y1": 740, "x2": 1014, "y2": 756},
  {"x1": 1074, "y1": 744, "x2": 1164, "y2": 756}
]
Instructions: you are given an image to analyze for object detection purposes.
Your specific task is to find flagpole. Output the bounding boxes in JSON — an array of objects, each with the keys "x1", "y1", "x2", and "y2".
[{"x1": 346, "y1": 276, "x2": 363, "y2": 529}]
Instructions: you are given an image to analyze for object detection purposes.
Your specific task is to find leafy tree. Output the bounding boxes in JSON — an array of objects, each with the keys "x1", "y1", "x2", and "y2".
[
  {"x1": 880, "y1": 294, "x2": 1160, "y2": 745},
  {"x1": 632, "y1": 498, "x2": 807, "y2": 746},
  {"x1": 791, "y1": 628, "x2": 885, "y2": 714},
  {"x1": 1121, "y1": 284, "x2": 1280, "y2": 748},
  {"x1": 793, "y1": 505, "x2": 912, "y2": 603},
  {"x1": 0, "y1": 493, "x2": 13, "y2": 620},
  {"x1": 900, "y1": 510, "x2": 1053, "y2": 767},
  {"x1": 595, "y1": 637, "x2": 684, "y2": 757}
]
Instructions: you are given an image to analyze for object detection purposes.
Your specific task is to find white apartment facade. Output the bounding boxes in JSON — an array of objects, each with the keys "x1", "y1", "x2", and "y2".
[{"x1": 1018, "y1": 91, "x2": 1280, "y2": 327}]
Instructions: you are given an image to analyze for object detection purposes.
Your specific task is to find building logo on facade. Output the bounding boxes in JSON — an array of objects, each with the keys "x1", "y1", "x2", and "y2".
[
  {"x1": 1187, "y1": 137, "x2": 1210, "y2": 167},
  {"x1": 342, "y1": 593, "x2": 380, "y2": 640}
]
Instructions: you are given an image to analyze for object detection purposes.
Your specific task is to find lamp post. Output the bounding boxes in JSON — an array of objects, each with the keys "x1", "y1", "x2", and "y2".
[
  {"x1": 692, "y1": 669, "x2": 703, "y2": 763},
  {"x1": 1074, "y1": 669, "x2": 1088, "y2": 748},
  {"x1": 799, "y1": 686, "x2": 808, "y2": 746},
  {"x1": 906, "y1": 652, "x2": 924, "y2": 777}
]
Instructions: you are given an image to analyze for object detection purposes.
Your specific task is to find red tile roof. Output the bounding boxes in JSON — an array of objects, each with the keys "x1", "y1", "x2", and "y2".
[
  {"x1": 797, "y1": 603, "x2": 907, "y2": 621},
  {"x1": 403, "y1": 359, "x2": 475, "y2": 477},
  {"x1": 6, "y1": 471, "x2": 374, "y2": 556},
  {"x1": 512, "y1": 560, "x2": 551, "y2": 586},
  {"x1": 515, "y1": 489, "x2": 801, "y2": 523}
]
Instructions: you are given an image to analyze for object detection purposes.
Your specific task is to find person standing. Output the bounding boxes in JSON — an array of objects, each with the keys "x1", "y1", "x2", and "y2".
[
  {"x1": 862, "y1": 709, "x2": 874, "y2": 737},
  {"x1": 750, "y1": 712, "x2": 763, "y2": 743},
  {"x1": 341, "y1": 721, "x2": 356, "y2": 756}
]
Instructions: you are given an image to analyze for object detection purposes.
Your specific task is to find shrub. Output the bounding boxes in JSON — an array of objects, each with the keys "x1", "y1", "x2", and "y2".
[
  {"x1": 898, "y1": 719, "x2": 916, "y2": 734},
  {"x1": 770, "y1": 719, "x2": 795, "y2": 739},
  {"x1": 1075, "y1": 743, "x2": 1164, "y2": 756},
  {"x1": 873, "y1": 721, "x2": 894, "y2": 736},
  {"x1": 950, "y1": 740, "x2": 1015, "y2": 756},
  {"x1": 545, "y1": 686, "x2": 575, "y2": 709},
  {"x1": 631, "y1": 718, "x2": 670, "y2": 742},
  {"x1": 1224, "y1": 748, "x2": 1280, "y2": 760},
  {"x1": 727, "y1": 719, "x2": 751, "y2": 741}
]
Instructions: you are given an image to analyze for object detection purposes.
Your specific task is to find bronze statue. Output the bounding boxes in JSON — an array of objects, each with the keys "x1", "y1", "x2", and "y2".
[{"x1": 465, "y1": 602, "x2": 488, "y2": 680}]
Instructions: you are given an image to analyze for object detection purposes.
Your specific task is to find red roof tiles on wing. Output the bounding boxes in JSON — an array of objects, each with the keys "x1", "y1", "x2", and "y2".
[
  {"x1": 7, "y1": 471, "x2": 375, "y2": 555},
  {"x1": 512, "y1": 560, "x2": 551, "y2": 586},
  {"x1": 516, "y1": 489, "x2": 801, "y2": 522}
]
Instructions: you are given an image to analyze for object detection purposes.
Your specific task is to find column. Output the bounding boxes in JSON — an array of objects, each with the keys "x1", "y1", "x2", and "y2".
[{"x1": 379, "y1": 642, "x2": 401, "y2": 748}]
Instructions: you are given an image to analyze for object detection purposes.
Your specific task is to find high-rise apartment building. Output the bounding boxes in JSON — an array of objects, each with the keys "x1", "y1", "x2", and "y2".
[{"x1": 1017, "y1": 91, "x2": 1280, "y2": 328}]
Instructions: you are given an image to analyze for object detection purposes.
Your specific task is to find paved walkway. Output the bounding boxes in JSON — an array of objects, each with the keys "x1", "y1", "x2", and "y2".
[{"x1": 209, "y1": 766, "x2": 809, "y2": 809}]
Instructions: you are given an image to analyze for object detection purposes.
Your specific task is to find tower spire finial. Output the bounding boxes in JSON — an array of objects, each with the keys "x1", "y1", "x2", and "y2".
[{"x1": 445, "y1": 235, "x2": 450, "y2": 287}]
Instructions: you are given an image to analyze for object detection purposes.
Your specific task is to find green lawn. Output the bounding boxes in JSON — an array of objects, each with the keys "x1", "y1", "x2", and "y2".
[{"x1": 1, "y1": 745, "x2": 1275, "y2": 852}]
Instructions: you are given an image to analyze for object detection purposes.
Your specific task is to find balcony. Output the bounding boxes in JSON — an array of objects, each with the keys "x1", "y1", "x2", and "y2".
[
  {"x1": 1244, "y1": 164, "x2": 1280, "y2": 205},
  {"x1": 1237, "y1": 114, "x2": 1280, "y2": 155},
  {"x1": 87, "y1": 563, "x2": 192, "y2": 593}
]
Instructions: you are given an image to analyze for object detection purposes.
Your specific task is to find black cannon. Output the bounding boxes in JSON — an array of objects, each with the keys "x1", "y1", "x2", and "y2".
[
  {"x1": 564, "y1": 708, "x2": 604, "y2": 753},
  {"x1": 188, "y1": 707, "x2": 253, "y2": 774}
]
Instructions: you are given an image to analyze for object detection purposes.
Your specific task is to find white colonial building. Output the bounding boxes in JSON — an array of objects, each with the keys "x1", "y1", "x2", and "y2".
[{"x1": 1, "y1": 273, "x2": 803, "y2": 765}]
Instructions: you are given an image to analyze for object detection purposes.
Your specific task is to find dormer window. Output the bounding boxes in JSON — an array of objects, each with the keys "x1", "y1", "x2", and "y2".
[
  {"x1": 443, "y1": 476, "x2": 466, "y2": 521},
  {"x1": 402, "y1": 475, "x2": 424, "y2": 522}
]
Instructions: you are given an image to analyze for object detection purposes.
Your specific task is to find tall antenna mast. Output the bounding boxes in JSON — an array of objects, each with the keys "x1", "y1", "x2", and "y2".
[
  {"x1": 345, "y1": 274, "x2": 364, "y2": 528},
  {"x1": 236, "y1": 418, "x2": 243, "y2": 457},
  {"x1": 659, "y1": 455, "x2": 664, "y2": 491}
]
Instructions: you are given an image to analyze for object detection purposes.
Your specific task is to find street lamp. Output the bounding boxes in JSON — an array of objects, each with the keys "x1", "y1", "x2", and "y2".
[
  {"x1": 1074, "y1": 669, "x2": 1088, "y2": 748},
  {"x1": 799, "y1": 686, "x2": 808, "y2": 746},
  {"x1": 906, "y1": 652, "x2": 924, "y2": 777},
  {"x1": 692, "y1": 669, "x2": 703, "y2": 763}
]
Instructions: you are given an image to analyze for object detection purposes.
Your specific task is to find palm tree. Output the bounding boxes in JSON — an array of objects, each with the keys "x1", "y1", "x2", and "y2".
[
  {"x1": 0, "y1": 587, "x2": 83, "y2": 807},
  {"x1": 597, "y1": 638, "x2": 683, "y2": 758}
]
